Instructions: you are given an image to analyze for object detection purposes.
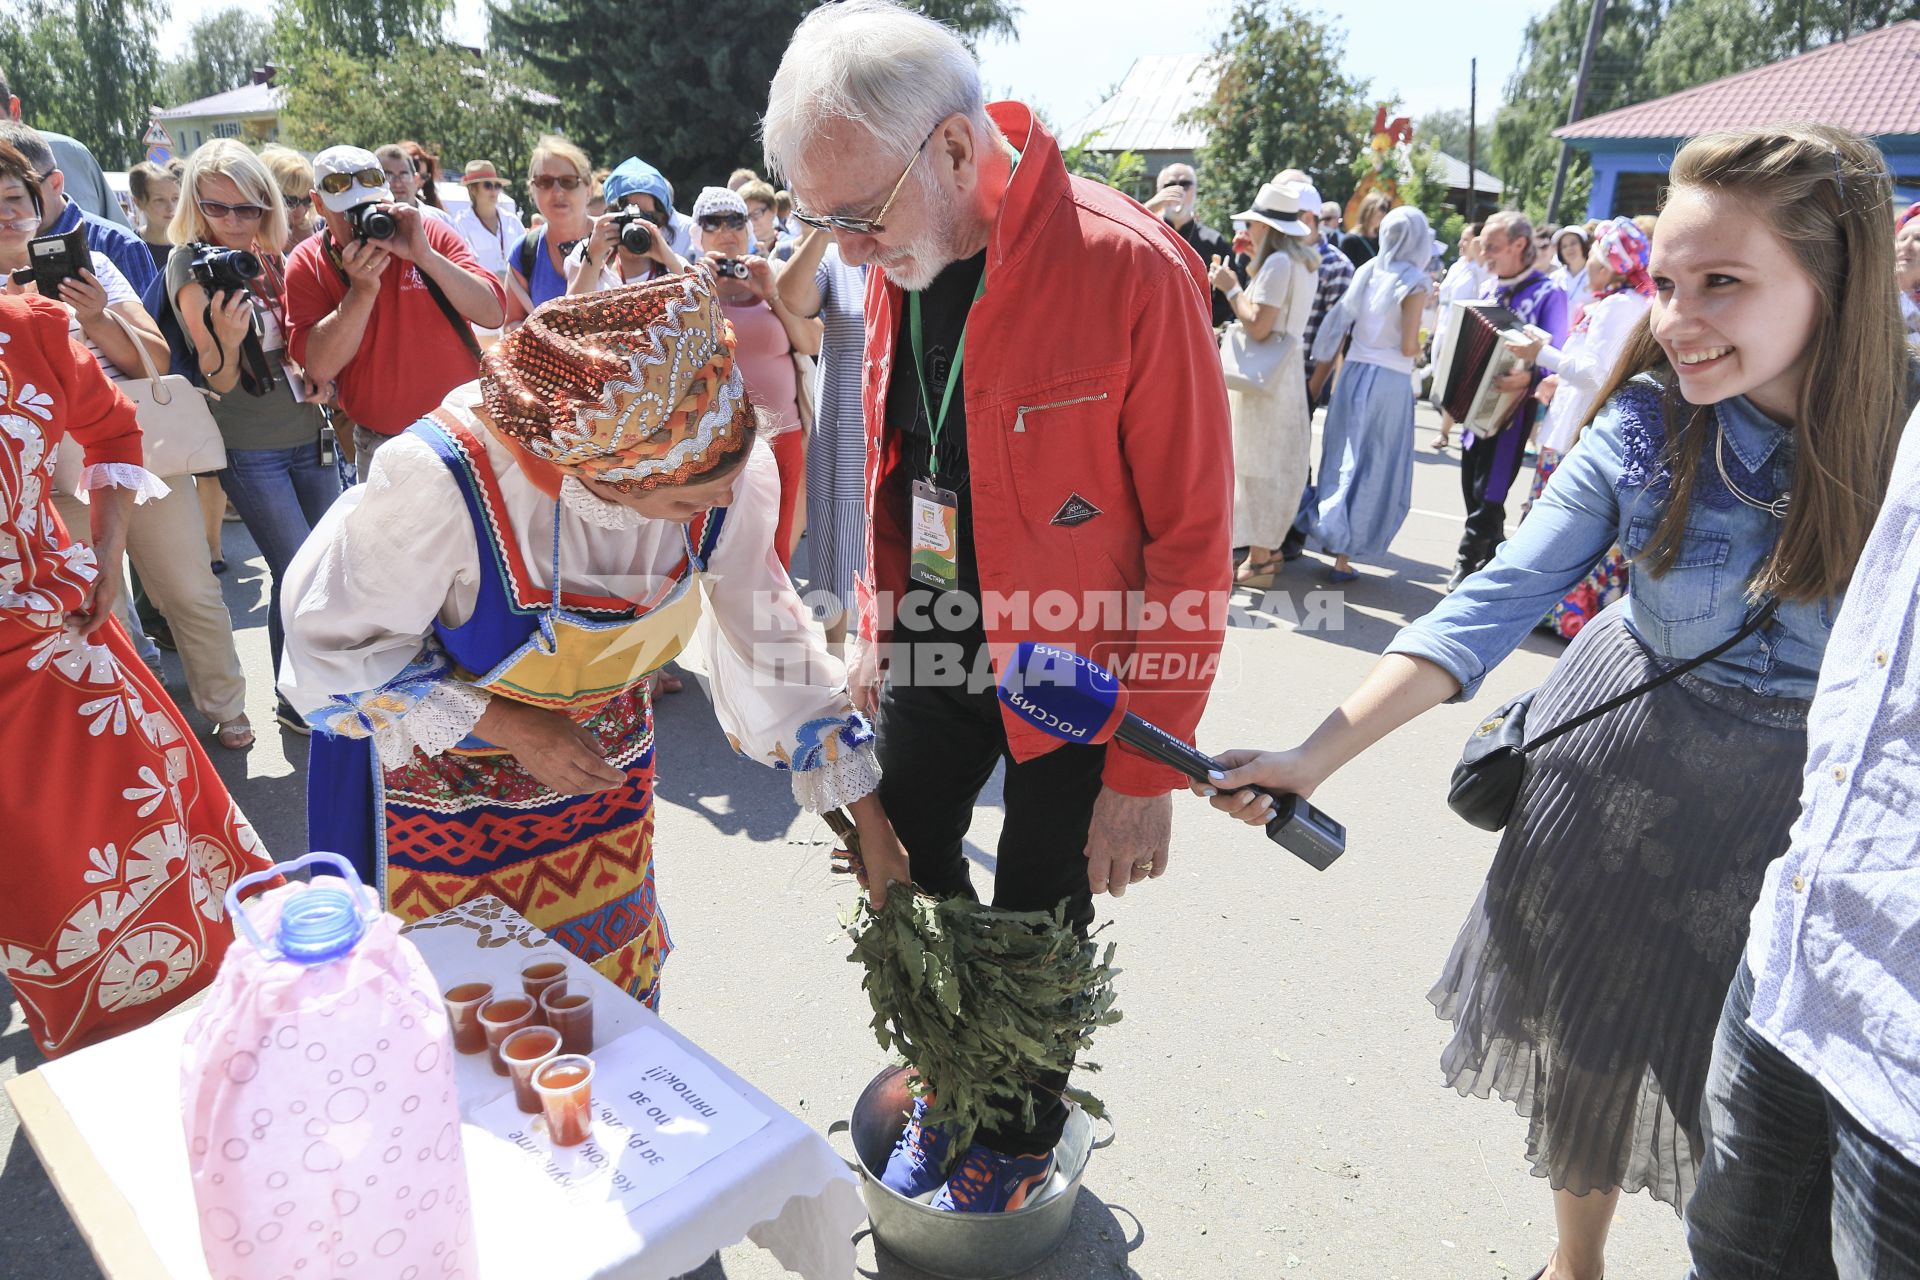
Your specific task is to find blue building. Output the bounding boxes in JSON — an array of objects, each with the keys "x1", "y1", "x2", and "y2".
[{"x1": 1557, "y1": 19, "x2": 1920, "y2": 221}]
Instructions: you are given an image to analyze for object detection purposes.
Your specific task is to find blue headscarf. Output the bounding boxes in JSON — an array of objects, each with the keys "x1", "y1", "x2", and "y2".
[{"x1": 1311, "y1": 206, "x2": 1433, "y2": 363}]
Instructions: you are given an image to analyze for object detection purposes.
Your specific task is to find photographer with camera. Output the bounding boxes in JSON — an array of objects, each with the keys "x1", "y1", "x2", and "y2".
[
  {"x1": 167, "y1": 139, "x2": 339, "y2": 735},
  {"x1": 284, "y1": 145, "x2": 505, "y2": 486},
  {"x1": 564, "y1": 156, "x2": 688, "y2": 295},
  {"x1": 691, "y1": 184, "x2": 820, "y2": 572},
  {"x1": 0, "y1": 122, "x2": 155, "y2": 298},
  {"x1": 0, "y1": 138, "x2": 255, "y2": 752}
]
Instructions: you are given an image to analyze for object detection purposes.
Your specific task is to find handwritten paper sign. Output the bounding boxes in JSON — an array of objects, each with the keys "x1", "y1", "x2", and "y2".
[{"x1": 471, "y1": 1026, "x2": 770, "y2": 1214}]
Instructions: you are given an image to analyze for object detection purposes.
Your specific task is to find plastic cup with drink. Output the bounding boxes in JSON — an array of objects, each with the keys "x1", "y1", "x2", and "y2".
[
  {"x1": 539, "y1": 983, "x2": 594, "y2": 1055},
  {"x1": 442, "y1": 975, "x2": 494, "y2": 1054},
  {"x1": 499, "y1": 1024, "x2": 563, "y2": 1113},
  {"x1": 535, "y1": 1054, "x2": 596, "y2": 1147},
  {"x1": 478, "y1": 993, "x2": 537, "y2": 1076}
]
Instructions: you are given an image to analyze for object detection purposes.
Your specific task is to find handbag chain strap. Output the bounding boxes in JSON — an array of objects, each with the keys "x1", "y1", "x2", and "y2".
[{"x1": 1521, "y1": 597, "x2": 1780, "y2": 755}]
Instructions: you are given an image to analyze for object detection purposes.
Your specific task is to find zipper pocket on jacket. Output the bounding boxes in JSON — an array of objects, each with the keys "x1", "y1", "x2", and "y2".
[{"x1": 1012, "y1": 393, "x2": 1108, "y2": 432}]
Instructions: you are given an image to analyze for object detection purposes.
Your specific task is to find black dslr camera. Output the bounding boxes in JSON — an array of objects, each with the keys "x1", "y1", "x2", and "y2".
[
  {"x1": 711, "y1": 258, "x2": 750, "y2": 280},
  {"x1": 608, "y1": 211, "x2": 654, "y2": 255},
  {"x1": 347, "y1": 202, "x2": 399, "y2": 241},
  {"x1": 189, "y1": 245, "x2": 262, "y2": 292}
]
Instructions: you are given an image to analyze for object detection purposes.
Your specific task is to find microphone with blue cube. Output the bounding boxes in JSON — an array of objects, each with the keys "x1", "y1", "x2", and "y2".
[{"x1": 996, "y1": 641, "x2": 1346, "y2": 870}]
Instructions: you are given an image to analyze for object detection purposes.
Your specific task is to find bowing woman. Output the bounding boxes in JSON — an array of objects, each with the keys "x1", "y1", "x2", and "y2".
[{"x1": 281, "y1": 272, "x2": 907, "y2": 1008}]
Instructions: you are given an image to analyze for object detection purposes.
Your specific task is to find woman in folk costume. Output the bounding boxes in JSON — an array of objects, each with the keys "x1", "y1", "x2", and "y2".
[
  {"x1": 281, "y1": 270, "x2": 905, "y2": 1007},
  {"x1": 0, "y1": 290, "x2": 270, "y2": 1058},
  {"x1": 1508, "y1": 216, "x2": 1657, "y2": 638}
]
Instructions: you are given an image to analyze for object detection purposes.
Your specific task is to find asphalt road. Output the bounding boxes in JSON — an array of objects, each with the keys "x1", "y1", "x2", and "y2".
[{"x1": 0, "y1": 402, "x2": 1693, "y2": 1279}]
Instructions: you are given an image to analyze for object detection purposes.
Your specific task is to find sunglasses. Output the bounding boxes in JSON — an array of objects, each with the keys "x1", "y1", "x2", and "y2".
[
  {"x1": 530, "y1": 174, "x2": 587, "y2": 191},
  {"x1": 469, "y1": 181, "x2": 504, "y2": 192},
  {"x1": 281, "y1": 194, "x2": 308, "y2": 212},
  {"x1": 199, "y1": 199, "x2": 266, "y2": 223},
  {"x1": 792, "y1": 123, "x2": 938, "y2": 236},
  {"x1": 1160, "y1": 178, "x2": 1196, "y2": 189},
  {"x1": 697, "y1": 212, "x2": 748, "y2": 232},
  {"x1": 318, "y1": 168, "x2": 385, "y2": 195}
]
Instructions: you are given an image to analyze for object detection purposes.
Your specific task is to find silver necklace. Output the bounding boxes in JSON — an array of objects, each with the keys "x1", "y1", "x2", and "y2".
[{"x1": 1714, "y1": 426, "x2": 1790, "y2": 519}]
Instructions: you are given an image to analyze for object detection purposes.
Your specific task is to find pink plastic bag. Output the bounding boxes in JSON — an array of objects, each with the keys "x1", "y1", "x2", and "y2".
[{"x1": 181, "y1": 853, "x2": 479, "y2": 1279}]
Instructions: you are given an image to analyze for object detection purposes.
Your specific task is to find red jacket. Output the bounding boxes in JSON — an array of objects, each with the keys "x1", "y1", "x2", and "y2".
[{"x1": 858, "y1": 102, "x2": 1233, "y2": 796}]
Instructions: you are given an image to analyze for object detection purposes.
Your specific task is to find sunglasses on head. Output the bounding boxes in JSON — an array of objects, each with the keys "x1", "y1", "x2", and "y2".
[
  {"x1": 318, "y1": 168, "x2": 385, "y2": 195},
  {"x1": 530, "y1": 174, "x2": 586, "y2": 191},
  {"x1": 199, "y1": 199, "x2": 266, "y2": 222},
  {"x1": 697, "y1": 212, "x2": 748, "y2": 232}
]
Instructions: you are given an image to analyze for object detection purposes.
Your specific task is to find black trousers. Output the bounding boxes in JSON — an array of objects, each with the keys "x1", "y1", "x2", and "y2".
[
  {"x1": 875, "y1": 617, "x2": 1106, "y2": 1155},
  {"x1": 1457, "y1": 415, "x2": 1532, "y2": 560}
]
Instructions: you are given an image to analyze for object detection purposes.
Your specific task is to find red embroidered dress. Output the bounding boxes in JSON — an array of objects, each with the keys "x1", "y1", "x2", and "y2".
[{"x1": 0, "y1": 294, "x2": 270, "y2": 1057}]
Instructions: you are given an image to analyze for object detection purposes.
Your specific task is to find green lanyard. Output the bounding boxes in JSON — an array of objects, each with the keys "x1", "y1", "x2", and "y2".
[{"x1": 908, "y1": 270, "x2": 987, "y2": 483}]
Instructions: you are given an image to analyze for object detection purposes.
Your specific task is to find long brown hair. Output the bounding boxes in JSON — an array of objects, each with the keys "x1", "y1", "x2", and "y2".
[
  {"x1": 1582, "y1": 123, "x2": 1912, "y2": 603},
  {"x1": 400, "y1": 140, "x2": 445, "y2": 209}
]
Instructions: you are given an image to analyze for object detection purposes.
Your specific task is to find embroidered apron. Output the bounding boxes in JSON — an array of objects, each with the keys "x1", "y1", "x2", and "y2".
[{"x1": 307, "y1": 412, "x2": 726, "y2": 1006}]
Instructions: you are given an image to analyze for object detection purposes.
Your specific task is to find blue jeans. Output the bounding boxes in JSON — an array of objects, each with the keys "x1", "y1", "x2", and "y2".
[
  {"x1": 218, "y1": 443, "x2": 340, "y2": 684},
  {"x1": 1686, "y1": 963, "x2": 1920, "y2": 1279}
]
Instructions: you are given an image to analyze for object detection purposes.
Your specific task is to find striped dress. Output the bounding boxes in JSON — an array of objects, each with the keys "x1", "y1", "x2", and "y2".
[{"x1": 804, "y1": 247, "x2": 868, "y2": 628}]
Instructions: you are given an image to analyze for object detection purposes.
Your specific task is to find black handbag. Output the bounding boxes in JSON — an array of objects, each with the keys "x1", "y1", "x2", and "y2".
[{"x1": 1448, "y1": 599, "x2": 1779, "y2": 831}]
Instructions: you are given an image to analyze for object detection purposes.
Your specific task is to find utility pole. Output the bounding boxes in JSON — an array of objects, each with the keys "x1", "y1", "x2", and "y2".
[
  {"x1": 1548, "y1": 0, "x2": 1609, "y2": 225},
  {"x1": 1467, "y1": 57, "x2": 1478, "y2": 221}
]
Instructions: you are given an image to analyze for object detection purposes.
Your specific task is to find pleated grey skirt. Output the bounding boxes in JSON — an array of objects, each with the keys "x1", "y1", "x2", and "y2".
[{"x1": 1428, "y1": 600, "x2": 1810, "y2": 1211}]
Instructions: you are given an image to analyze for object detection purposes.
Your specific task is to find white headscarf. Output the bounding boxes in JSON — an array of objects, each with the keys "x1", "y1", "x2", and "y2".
[{"x1": 1311, "y1": 205, "x2": 1435, "y2": 364}]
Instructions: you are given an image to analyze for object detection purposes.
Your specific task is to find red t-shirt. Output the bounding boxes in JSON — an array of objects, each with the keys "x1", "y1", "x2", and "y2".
[{"x1": 283, "y1": 218, "x2": 506, "y2": 435}]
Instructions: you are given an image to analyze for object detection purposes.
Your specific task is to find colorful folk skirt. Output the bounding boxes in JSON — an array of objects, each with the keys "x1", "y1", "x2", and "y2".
[
  {"x1": 378, "y1": 685, "x2": 671, "y2": 1008},
  {"x1": 0, "y1": 614, "x2": 270, "y2": 1057}
]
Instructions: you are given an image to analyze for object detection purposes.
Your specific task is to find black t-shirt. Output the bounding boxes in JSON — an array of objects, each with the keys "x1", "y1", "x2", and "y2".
[
  {"x1": 1173, "y1": 216, "x2": 1237, "y2": 326},
  {"x1": 887, "y1": 249, "x2": 987, "y2": 604},
  {"x1": 1340, "y1": 231, "x2": 1377, "y2": 268}
]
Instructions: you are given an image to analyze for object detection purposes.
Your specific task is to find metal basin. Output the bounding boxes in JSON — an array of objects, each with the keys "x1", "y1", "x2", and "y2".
[{"x1": 844, "y1": 1065, "x2": 1101, "y2": 1280}]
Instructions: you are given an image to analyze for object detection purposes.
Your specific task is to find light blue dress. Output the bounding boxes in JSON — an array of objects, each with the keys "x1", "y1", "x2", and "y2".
[{"x1": 1306, "y1": 210, "x2": 1431, "y2": 560}]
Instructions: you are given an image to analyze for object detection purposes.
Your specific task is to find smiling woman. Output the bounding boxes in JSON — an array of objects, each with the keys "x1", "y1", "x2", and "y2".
[{"x1": 1198, "y1": 121, "x2": 1918, "y2": 1280}]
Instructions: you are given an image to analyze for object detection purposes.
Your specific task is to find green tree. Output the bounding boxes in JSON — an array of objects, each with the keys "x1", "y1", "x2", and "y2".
[
  {"x1": 1415, "y1": 108, "x2": 1489, "y2": 162},
  {"x1": 278, "y1": 41, "x2": 559, "y2": 181},
  {"x1": 1399, "y1": 143, "x2": 1464, "y2": 249},
  {"x1": 276, "y1": 0, "x2": 451, "y2": 63},
  {"x1": 0, "y1": 0, "x2": 165, "y2": 167},
  {"x1": 487, "y1": 0, "x2": 1019, "y2": 190},
  {"x1": 1186, "y1": 0, "x2": 1370, "y2": 229},
  {"x1": 1488, "y1": 0, "x2": 1663, "y2": 221},
  {"x1": 159, "y1": 8, "x2": 277, "y2": 107},
  {"x1": 1645, "y1": 0, "x2": 1920, "y2": 95}
]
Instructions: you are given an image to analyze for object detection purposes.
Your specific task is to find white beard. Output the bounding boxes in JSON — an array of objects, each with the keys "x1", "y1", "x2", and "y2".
[{"x1": 875, "y1": 172, "x2": 967, "y2": 292}]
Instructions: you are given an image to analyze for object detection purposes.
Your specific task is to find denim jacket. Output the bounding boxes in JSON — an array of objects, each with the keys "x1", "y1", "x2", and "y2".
[{"x1": 1390, "y1": 376, "x2": 1837, "y2": 702}]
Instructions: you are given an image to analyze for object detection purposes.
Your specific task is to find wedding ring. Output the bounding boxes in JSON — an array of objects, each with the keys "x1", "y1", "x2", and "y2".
[{"x1": 1134, "y1": 860, "x2": 1154, "y2": 872}]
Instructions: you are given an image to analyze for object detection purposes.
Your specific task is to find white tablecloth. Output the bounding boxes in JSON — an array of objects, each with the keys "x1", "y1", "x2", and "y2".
[{"x1": 37, "y1": 896, "x2": 865, "y2": 1279}]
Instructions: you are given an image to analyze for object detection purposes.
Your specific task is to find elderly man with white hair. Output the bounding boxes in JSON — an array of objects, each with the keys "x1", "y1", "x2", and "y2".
[{"x1": 764, "y1": 0, "x2": 1233, "y2": 1214}]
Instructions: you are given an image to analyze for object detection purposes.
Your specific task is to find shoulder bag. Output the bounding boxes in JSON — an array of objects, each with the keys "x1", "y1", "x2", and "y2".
[
  {"x1": 1218, "y1": 258, "x2": 1300, "y2": 393},
  {"x1": 56, "y1": 306, "x2": 226, "y2": 494},
  {"x1": 1448, "y1": 598, "x2": 1779, "y2": 831}
]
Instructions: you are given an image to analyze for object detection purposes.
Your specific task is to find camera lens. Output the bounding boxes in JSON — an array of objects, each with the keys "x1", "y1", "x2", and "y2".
[
  {"x1": 617, "y1": 218, "x2": 653, "y2": 254},
  {"x1": 351, "y1": 204, "x2": 398, "y2": 240}
]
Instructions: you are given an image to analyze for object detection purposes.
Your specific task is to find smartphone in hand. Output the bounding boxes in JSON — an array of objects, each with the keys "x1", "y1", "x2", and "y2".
[{"x1": 12, "y1": 229, "x2": 89, "y2": 299}]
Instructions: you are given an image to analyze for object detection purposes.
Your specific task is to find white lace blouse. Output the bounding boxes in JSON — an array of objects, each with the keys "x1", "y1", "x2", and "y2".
[{"x1": 277, "y1": 384, "x2": 879, "y2": 813}]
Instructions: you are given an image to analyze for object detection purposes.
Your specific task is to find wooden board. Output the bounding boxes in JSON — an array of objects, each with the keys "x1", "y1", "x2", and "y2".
[{"x1": 6, "y1": 1070, "x2": 174, "y2": 1280}]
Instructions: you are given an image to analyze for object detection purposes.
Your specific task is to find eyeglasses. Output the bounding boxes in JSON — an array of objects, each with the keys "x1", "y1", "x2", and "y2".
[
  {"x1": 791, "y1": 123, "x2": 939, "y2": 236},
  {"x1": 1160, "y1": 178, "x2": 1196, "y2": 189},
  {"x1": 318, "y1": 168, "x2": 385, "y2": 196},
  {"x1": 199, "y1": 199, "x2": 267, "y2": 223},
  {"x1": 697, "y1": 212, "x2": 748, "y2": 232},
  {"x1": 530, "y1": 174, "x2": 587, "y2": 192}
]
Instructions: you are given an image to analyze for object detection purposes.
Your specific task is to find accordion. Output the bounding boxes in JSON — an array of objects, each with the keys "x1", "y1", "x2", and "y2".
[{"x1": 1431, "y1": 301, "x2": 1538, "y2": 436}]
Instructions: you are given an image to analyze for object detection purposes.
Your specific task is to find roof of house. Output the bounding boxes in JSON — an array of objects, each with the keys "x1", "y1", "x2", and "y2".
[
  {"x1": 1433, "y1": 150, "x2": 1504, "y2": 194},
  {"x1": 156, "y1": 80, "x2": 283, "y2": 121},
  {"x1": 1064, "y1": 53, "x2": 1216, "y2": 154},
  {"x1": 1557, "y1": 19, "x2": 1920, "y2": 141}
]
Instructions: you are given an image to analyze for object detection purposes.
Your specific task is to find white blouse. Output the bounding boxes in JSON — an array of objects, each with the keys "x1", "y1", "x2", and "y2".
[
  {"x1": 1534, "y1": 290, "x2": 1652, "y2": 455},
  {"x1": 277, "y1": 384, "x2": 878, "y2": 813}
]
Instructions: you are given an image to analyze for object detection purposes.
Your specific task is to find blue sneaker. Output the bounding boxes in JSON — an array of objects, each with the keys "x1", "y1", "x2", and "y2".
[
  {"x1": 930, "y1": 1143, "x2": 1055, "y2": 1213},
  {"x1": 880, "y1": 1093, "x2": 954, "y2": 1198}
]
